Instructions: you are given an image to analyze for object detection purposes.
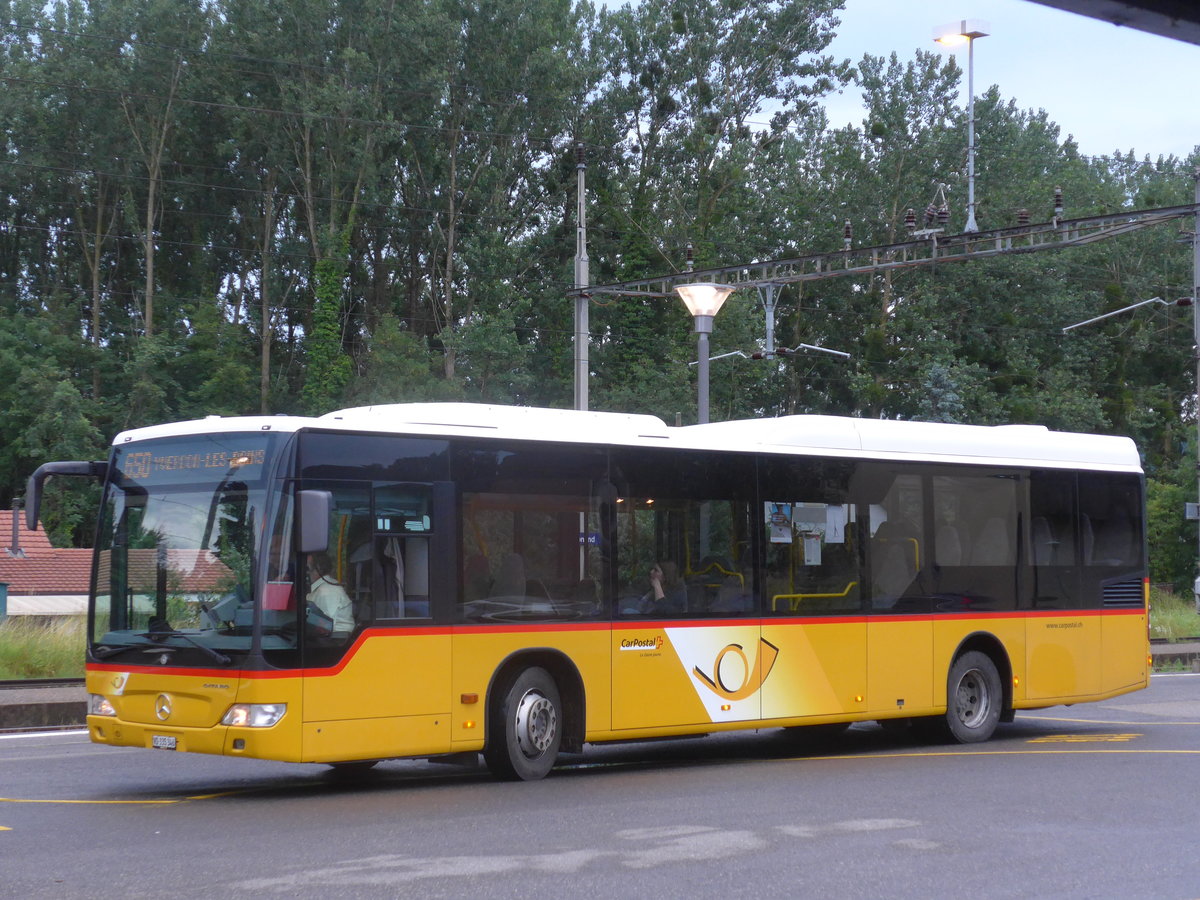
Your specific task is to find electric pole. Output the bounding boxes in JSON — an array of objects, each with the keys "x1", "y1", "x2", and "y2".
[{"x1": 573, "y1": 142, "x2": 589, "y2": 412}]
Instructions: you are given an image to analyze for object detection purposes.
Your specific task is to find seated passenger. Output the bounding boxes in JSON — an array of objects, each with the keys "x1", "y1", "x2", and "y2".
[
  {"x1": 306, "y1": 551, "x2": 355, "y2": 638},
  {"x1": 621, "y1": 561, "x2": 687, "y2": 615}
]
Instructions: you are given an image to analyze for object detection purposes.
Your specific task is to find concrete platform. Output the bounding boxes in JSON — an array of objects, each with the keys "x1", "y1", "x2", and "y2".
[{"x1": 0, "y1": 683, "x2": 87, "y2": 731}]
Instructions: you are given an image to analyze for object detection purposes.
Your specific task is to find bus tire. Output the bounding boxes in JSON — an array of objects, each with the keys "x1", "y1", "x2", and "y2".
[
  {"x1": 484, "y1": 667, "x2": 561, "y2": 781},
  {"x1": 945, "y1": 651, "x2": 1002, "y2": 743}
]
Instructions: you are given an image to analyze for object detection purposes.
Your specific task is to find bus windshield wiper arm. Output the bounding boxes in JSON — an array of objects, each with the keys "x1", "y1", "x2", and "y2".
[
  {"x1": 92, "y1": 643, "x2": 148, "y2": 660},
  {"x1": 136, "y1": 631, "x2": 233, "y2": 666}
]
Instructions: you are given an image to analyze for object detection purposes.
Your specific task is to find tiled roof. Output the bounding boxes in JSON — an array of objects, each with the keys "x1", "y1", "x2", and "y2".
[
  {"x1": 0, "y1": 515, "x2": 91, "y2": 596},
  {"x1": 100, "y1": 549, "x2": 234, "y2": 594},
  {"x1": 0, "y1": 514, "x2": 235, "y2": 600}
]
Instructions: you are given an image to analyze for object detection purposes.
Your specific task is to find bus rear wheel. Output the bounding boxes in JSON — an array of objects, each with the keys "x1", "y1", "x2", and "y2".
[
  {"x1": 945, "y1": 651, "x2": 1002, "y2": 743},
  {"x1": 484, "y1": 667, "x2": 562, "y2": 781}
]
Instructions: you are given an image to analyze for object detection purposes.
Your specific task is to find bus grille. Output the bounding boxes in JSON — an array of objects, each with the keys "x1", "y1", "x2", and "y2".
[{"x1": 1101, "y1": 577, "x2": 1144, "y2": 607}]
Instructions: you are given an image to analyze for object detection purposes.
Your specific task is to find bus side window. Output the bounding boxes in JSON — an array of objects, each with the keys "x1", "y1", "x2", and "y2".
[
  {"x1": 867, "y1": 473, "x2": 924, "y2": 606},
  {"x1": 373, "y1": 484, "x2": 434, "y2": 620},
  {"x1": 458, "y1": 492, "x2": 603, "y2": 623},
  {"x1": 1078, "y1": 473, "x2": 1142, "y2": 569}
]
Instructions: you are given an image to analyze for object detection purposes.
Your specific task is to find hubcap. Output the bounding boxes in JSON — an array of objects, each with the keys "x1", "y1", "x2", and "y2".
[
  {"x1": 954, "y1": 668, "x2": 990, "y2": 729},
  {"x1": 513, "y1": 689, "x2": 557, "y2": 758}
]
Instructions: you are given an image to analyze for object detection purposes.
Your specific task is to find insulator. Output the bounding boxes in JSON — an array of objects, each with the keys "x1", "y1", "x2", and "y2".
[
  {"x1": 685, "y1": 242, "x2": 694, "y2": 273},
  {"x1": 1017, "y1": 208, "x2": 1030, "y2": 226},
  {"x1": 843, "y1": 220, "x2": 852, "y2": 248},
  {"x1": 575, "y1": 142, "x2": 585, "y2": 167},
  {"x1": 1054, "y1": 186, "x2": 1063, "y2": 217},
  {"x1": 924, "y1": 203, "x2": 937, "y2": 226},
  {"x1": 904, "y1": 208, "x2": 917, "y2": 231},
  {"x1": 937, "y1": 205, "x2": 949, "y2": 226}
]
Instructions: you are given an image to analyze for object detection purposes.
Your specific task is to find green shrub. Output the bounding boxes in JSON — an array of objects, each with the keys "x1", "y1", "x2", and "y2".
[{"x1": 1149, "y1": 588, "x2": 1199, "y2": 643}]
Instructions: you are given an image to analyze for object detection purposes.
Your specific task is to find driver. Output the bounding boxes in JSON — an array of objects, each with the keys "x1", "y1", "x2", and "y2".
[{"x1": 305, "y1": 552, "x2": 354, "y2": 638}]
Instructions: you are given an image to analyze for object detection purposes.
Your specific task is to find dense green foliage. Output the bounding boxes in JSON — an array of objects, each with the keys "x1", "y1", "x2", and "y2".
[{"x1": 1, "y1": 0, "x2": 1198, "y2": 584}]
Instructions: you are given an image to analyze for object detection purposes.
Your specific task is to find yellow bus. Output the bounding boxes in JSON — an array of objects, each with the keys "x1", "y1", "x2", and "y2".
[{"x1": 27, "y1": 403, "x2": 1149, "y2": 780}]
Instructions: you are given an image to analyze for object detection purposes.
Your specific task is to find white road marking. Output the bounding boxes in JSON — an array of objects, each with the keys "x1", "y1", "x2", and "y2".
[{"x1": 232, "y1": 819, "x2": 930, "y2": 890}]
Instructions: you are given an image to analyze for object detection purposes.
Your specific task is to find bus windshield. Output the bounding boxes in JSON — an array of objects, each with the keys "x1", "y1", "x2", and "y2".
[{"x1": 90, "y1": 432, "x2": 283, "y2": 663}]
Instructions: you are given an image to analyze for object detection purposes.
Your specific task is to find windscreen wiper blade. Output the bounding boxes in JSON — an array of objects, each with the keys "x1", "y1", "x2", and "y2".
[
  {"x1": 91, "y1": 643, "x2": 149, "y2": 660},
  {"x1": 136, "y1": 631, "x2": 232, "y2": 666}
]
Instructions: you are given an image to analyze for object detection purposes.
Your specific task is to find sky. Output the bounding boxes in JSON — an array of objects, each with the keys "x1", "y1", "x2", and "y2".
[{"x1": 822, "y1": 0, "x2": 1198, "y2": 161}]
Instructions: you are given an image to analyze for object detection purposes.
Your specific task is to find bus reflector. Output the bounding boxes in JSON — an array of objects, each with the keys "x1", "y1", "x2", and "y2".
[
  {"x1": 463, "y1": 721, "x2": 476, "y2": 729},
  {"x1": 461, "y1": 693, "x2": 479, "y2": 704},
  {"x1": 855, "y1": 695, "x2": 864, "y2": 703},
  {"x1": 720, "y1": 704, "x2": 731, "y2": 711}
]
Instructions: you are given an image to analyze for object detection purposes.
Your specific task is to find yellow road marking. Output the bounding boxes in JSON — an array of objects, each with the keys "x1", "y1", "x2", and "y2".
[
  {"x1": 0, "y1": 792, "x2": 240, "y2": 806},
  {"x1": 0, "y1": 797, "x2": 178, "y2": 806},
  {"x1": 1, "y1": 826, "x2": 11, "y2": 831},
  {"x1": 1021, "y1": 714, "x2": 1200, "y2": 726},
  {"x1": 797, "y1": 748, "x2": 1200, "y2": 761},
  {"x1": 1027, "y1": 733, "x2": 1141, "y2": 743}
]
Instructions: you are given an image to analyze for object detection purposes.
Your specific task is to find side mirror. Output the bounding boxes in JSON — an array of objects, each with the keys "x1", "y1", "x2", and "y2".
[
  {"x1": 25, "y1": 460, "x2": 109, "y2": 530},
  {"x1": 296, "y1": 490, "x2": 331, "y2": 554}
]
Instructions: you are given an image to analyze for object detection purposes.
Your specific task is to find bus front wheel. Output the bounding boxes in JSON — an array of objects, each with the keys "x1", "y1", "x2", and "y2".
[
  {"x1": 945, "y1": 651, "x2": 1002, "y2": 743},
  {"x1": 484, "y1": 667, "x2": 562, "y2": 781}
]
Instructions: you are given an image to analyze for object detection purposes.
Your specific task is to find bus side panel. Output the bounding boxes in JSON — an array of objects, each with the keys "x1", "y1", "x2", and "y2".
[
  {"x1": 1025, "y1": 614, "x2": 1102, "y2": 700},
  {"x1": 302, "y1": 715, "x2": 449, "y2": 762},
  {"x1": 453, "y1": 628, "x2": 611, "y2": 747},
  {"x1": 301, "y1": 631, "x2": 452, "y2": 761},
  {"x1": 1102, "y1": 609, "x2": 1150, "y2": 694},
  {"x1": 612, "y1": 623, "x2": 761, "y2": 731},
  {"x1": 929, "y1": 617, "x2": 1026, "y2": 708},
  {"x1": 759, "y1": 620, "x2": 866, "y2": 721},
  {"x1": 866, "y1": 618, "x2": 933, "y2": 716}
]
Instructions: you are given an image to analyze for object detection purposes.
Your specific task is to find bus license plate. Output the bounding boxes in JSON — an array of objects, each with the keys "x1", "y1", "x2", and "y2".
[{"x1": 152, "y1": 735, "x2": 177, "y2": 750}]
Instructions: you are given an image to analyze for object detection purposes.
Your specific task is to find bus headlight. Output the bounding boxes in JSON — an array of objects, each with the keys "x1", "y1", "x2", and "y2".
[
  {"x1": 88, "y1": 694, "x2": 117, "y2": 717},
  {"x1": 221, "y1": 703, "x2": 287, "y2": 728}
]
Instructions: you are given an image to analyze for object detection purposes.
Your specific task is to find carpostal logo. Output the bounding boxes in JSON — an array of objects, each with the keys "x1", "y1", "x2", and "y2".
[{"x1": 620, "y1": 635, "x2": 665, "y2": 652}]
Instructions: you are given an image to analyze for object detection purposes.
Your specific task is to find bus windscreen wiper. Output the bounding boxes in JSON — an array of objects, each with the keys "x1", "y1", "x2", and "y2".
[
  {"x1": 135, "y1": 631, "x2": 233, "y2": 666},
  {"x1": 91, "y1": 643, "x2": 149, "y2": 660}
]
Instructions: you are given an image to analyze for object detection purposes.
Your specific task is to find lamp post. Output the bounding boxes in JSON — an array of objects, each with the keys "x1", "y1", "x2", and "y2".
[
  {"x1": 935, "y1": 19, "x2": 989, "y2": 234},
  {"x1": 1192, "y1": 168, "x2": 1200, "y2": 610},
  {"x1": 675, "y1": 283, "x2": 735, "y2": 424}
]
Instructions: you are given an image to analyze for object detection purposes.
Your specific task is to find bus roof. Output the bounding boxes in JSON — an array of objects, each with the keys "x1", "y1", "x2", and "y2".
[{"x1": 111, "y1": 402, "x2": 1142, "y2": 473}]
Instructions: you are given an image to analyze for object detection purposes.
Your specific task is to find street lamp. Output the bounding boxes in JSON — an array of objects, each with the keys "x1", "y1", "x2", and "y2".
[
  {"x1": 1061, "y1": 296, "x2": 1193, "y2": 334},
  {"x1": 935, "y1": 19, "x2": 989, "y2": 233},
  {"x1": 675, "y1": 282, "x2": 735, "y2": 424}
]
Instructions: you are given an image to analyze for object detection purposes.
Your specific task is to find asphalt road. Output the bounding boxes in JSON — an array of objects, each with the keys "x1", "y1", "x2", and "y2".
[{"x1": 3, "y1": 676, "x2": 1200, "y2": 899}]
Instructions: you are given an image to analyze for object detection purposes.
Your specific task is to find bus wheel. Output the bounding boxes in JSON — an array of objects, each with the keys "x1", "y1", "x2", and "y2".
[
  {"x1": 484, "y1": 667, "x2": 562, "y2": 781},
  {"x1": 945, "y1": 651, "x2": 1002, "y2": 743}
]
